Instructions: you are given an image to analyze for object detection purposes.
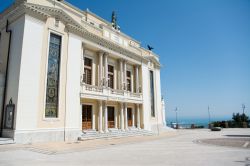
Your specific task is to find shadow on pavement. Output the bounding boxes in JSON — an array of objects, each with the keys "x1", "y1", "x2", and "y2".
[{"x1": 225, "y1": 135, "x2": 250, "y2": 137}]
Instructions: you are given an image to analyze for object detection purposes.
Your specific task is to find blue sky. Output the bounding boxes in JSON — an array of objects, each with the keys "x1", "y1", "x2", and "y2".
[{"x1": 1, "y1": 0, "x2": 250, "y2": 122}]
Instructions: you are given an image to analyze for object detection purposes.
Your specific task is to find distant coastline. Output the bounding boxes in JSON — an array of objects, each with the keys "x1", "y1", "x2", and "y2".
[{"x1": 166, "y1": 117, "x2": 232, "y2": 128}]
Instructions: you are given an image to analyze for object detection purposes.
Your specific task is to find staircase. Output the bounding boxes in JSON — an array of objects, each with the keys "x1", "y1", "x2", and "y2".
[
  {"x1": 78, "y1": 128, "x2": 154, "y2": 141},
  {"x1": 0, "y1": 138, "x2": 14, "y2": 145}
]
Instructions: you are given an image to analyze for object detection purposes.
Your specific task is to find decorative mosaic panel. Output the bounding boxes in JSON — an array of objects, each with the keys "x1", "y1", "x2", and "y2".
[{"x1": 45, "y1": 34, "x2": 61, "y2": 118}]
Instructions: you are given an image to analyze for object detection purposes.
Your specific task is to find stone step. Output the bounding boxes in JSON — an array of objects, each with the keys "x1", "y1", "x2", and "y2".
[
  {"x1": 82, "y1": 130, "x2": 97, "y2": 134},
  {"x1": 78, "y1": 130, "x2": 154, "y2": 141},
  {"x1": 0, "y1": 138, "x2": 14, "y2": 145}
]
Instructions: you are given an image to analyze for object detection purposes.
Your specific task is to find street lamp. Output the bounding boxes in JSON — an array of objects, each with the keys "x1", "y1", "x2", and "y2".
[
  {"x1": 208, "y1": 106, "x2": 211, "y2": 128},
  {"x1": 242, "y1": 104, "x2": 246, "y2": 115},
  {"x1": 175, "y1": 107, "x2": 178, "y2": 129}
]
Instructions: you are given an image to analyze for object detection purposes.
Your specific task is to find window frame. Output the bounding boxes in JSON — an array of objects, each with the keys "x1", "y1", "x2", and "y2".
[
  {"x1": 126, "y1": 70, "x2": 132, "y2": 92},
  {"x1": 83, "y1": 57, "x2": 92, "y2": 85},
  {"x1": 44, "y1": 32, "x2": 63, "y2": 119},
  {"x1": 149, "y1": 70, "x2": 155, "y2": 117},
  {"x1": 108, "y1": 64, "x2": 114, "y2": 89}
]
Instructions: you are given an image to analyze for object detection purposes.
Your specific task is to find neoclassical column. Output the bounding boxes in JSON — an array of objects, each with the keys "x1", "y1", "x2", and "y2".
[
  {"x1": 98, "y1": 52, "x2": 104, "y2": 86},
  {"x1": 104, "y1": 101, "x2": 108, "y2": 132},
  {"x1": 132, "y1": 108, "x2": 135, "y2": 128},
  {"x1": 114, "y1": 108, "x2": 118, "y2": 129},
  {"x1": 120, "y1": 103, "x2": 124, "y2": 131},
  {"x1": 135, "y1": 65, "x2": 139, "y2": 93},
  {"x1": 123, "y1": 60, "x2": 127, "y2": 90},
  {"x1": 92, "y1": 108, "x2": 95, "y2": 130},
  {"x1": 98, "y1": 100, "x2": 103, "y2": 133},
  {"x1": 124, "y1": 103, "x2": 128, "y2": 130},
  {"x1": 81, "y1": 44, "x2": 86, "y2": 82},
  {"x1": 136, "y1": 104, "x2": 141, "y2": 129},
  {"x1": 119, "y1": 60, "x2": 123, "y2": 90},
  {"x1": 104, "y1": 53, "x2": 108, "y2": 87}
]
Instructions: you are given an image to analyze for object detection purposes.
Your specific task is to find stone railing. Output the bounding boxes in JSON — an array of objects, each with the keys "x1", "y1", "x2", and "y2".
[
  {"x1": 82, "y1": 83, "x2": 103, "y2": 93},
  {"x1": 111, "y1": 89, "x2": 124, "y2": 95},
  {"x1": 81, "y1": 83, "x2": 142, "y2": 99},
  {"x1": 129, "y1": 92, "x2": 141, "y2": 98}
]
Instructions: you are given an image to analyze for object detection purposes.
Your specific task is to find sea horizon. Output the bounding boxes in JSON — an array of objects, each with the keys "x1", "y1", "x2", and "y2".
[{"x1": 166, "y1": 116, "x2": 233, "y2": 128}]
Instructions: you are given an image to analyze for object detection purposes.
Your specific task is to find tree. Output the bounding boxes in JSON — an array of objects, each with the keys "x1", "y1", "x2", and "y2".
[{"x1": 232, "y1": 113, "x2": 249, "y2": 122}]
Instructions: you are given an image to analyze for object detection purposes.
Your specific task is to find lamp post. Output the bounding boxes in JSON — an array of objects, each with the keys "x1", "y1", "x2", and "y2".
[
  {"x1": 208, "y1": 106, "x2": 211, "y2": 128},
  {"x1": 175, "y1": 107, "x2": 178, "y2": 129},
  {"x1": 242, "y1": 104, "x2": 246, "y2": 115},
  {"x1": 242, "y1": 104, "x2": 247, "y2": 128}
]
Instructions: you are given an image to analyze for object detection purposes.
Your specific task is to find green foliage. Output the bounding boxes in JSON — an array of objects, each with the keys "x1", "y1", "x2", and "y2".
[
  {"x1": 211, "y1": 112, "x2": 249, "y2": 128},
  {"x1": 232, "y1": 113, "x2": 249, "y2": 122}
]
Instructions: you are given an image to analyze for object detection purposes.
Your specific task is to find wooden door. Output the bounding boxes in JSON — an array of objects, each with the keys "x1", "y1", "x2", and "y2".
[
  {"x1": 127, "y1": 108, "x2": 132, "y2": 127},
  {"x1": 108, "y1": 107, "x2": 115, "y2": 128},
  {"x1": 82, "y1": 105, "x2": 92, "y2": 130}
]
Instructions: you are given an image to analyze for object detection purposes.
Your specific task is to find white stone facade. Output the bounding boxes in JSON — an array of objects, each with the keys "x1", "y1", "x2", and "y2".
[{"x1": 0, "y1": 0, "x2": 165, "y2": 143}]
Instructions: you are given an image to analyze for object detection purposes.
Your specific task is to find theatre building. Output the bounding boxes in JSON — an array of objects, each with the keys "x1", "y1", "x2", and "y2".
[{"x1": 0, "y1": 0, "x2": 166, "y2": 143}]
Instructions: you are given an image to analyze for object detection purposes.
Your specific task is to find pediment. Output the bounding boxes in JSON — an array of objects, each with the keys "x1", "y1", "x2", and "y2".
[{"x1": 25, "y1": 3, "x2": 83, "y2": 30}]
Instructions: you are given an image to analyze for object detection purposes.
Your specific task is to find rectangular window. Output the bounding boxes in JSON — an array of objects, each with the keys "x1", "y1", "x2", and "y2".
[
  {"x1": 83, "y1": 57, "x2": 92, "y2": 85},
  {"x1": 150, "y1": 70, "x2": 155, "y2": 117},
  {"x1": 0, "y1": 33, "x2": 2, "y2": 63},
  {"x1": 126, "y1": 71, "x2": 131, "y2": 92},
  {"x1": 45, "y1": 33, "x2": 61, "y2": 118},
  {"x1": 108, "y1": 65, "x2": 114, "y2": 89}
]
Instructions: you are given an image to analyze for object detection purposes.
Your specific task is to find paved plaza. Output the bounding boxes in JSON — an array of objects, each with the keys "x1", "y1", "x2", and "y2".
[{"x1": 0, "y1": 128, "x2": 249, "y2": 166}]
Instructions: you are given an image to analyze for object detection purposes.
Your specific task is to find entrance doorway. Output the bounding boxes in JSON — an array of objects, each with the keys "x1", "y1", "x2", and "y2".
[
  {"x1": 127, "y1": 108, "x2": 132, "y2": 127},
  {"x1": 108, "y1": 106, "x2": 115, "y2": 128},
  {"x1": 82, "y1": 105, "x2": 92, "y2": 130}
]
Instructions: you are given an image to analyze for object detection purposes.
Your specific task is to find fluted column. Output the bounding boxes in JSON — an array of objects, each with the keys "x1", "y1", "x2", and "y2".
[
  {"x1": 124, "y1": 103, "x2": 128, "y2": 130},
  {"x1": 119, "y1": 60, "x2": 123, "y2": 90},
  {"x1": 104, "y1": 101, "x2": 108, "y2": 132},
  {"x1": 120, "y1": 103, "x2": 124, "y2": 131},
  {"x1": 92, "y1": 108, "x2": 95, "y2": 130},
  {"x1": 135, "y1": 65, "x2": 139, "y2": 93},
  {"x1": 132, "y1": 108, "x2": 135, "y2": 128},
  {"x1": 98, "y1": 52, "x2": 103, "y2": 86},
  {"x1": 98, "y1": 100, "x2": 103, "y2": 133},
  {"x1": 123, "y1": 60, "x2": 127, "y2": 90},
  {"x1": 104, "y1": 53, "x2": 108, "y2": 87},
  {"x1": 114, "y1": 108, "x2": 118, "y2": 129},
  {"x1": 137, "y1": 104, "x2": 141, "y2": 129},
  {"x1": 81, "y1": 45, "x2": 85, "y2": 82}
]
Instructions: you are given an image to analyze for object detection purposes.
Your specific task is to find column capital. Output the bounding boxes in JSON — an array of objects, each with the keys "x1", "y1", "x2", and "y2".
[
  {"x1": 98, "y1": 51, "x2": 105, "y2": 55},
  {"x1": 135, "y1": 64, "x2": 140, "y2": 68},
  {"x1": 104, "y1": 52, "x2": 109, "y2": 56}
]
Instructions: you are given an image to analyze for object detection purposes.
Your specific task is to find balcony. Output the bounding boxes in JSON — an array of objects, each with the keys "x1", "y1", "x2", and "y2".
[{"x1": 80, "y1": 83, "x2": 143, "y2": 104}]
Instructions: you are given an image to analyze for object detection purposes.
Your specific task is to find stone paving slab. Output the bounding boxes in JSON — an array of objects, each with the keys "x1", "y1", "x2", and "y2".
[
  {"x1": 198, "y1": 138, "x2": 250, "y2": 149},
  {"x1": 0, "y1": 129, "x2": 249, "y2": 166},
  {"x1": 0, "y1": 131, "x2": 177, "y2": 155}
]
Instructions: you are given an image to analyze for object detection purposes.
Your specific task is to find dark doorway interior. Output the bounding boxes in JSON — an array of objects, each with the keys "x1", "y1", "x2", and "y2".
[{"x1": 82, "y1": 105, "x2": 92, "y2": 130}]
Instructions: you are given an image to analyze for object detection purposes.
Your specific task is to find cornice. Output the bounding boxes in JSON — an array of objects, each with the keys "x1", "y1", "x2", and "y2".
[
  {"x1": 66, "y1": 24, "x2": 147, "y2": 64},
  {"x1": 0, "y1": 2, "x2": 160, "y2": 66},
  {"x1": 25, "y1": 4, "x2": 148, "y2": 63}
]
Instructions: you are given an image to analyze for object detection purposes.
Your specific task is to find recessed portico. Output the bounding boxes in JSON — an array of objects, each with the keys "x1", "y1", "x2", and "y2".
[{"x1": 81, "y1": 98, "x2": 141, "y2": 132}]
